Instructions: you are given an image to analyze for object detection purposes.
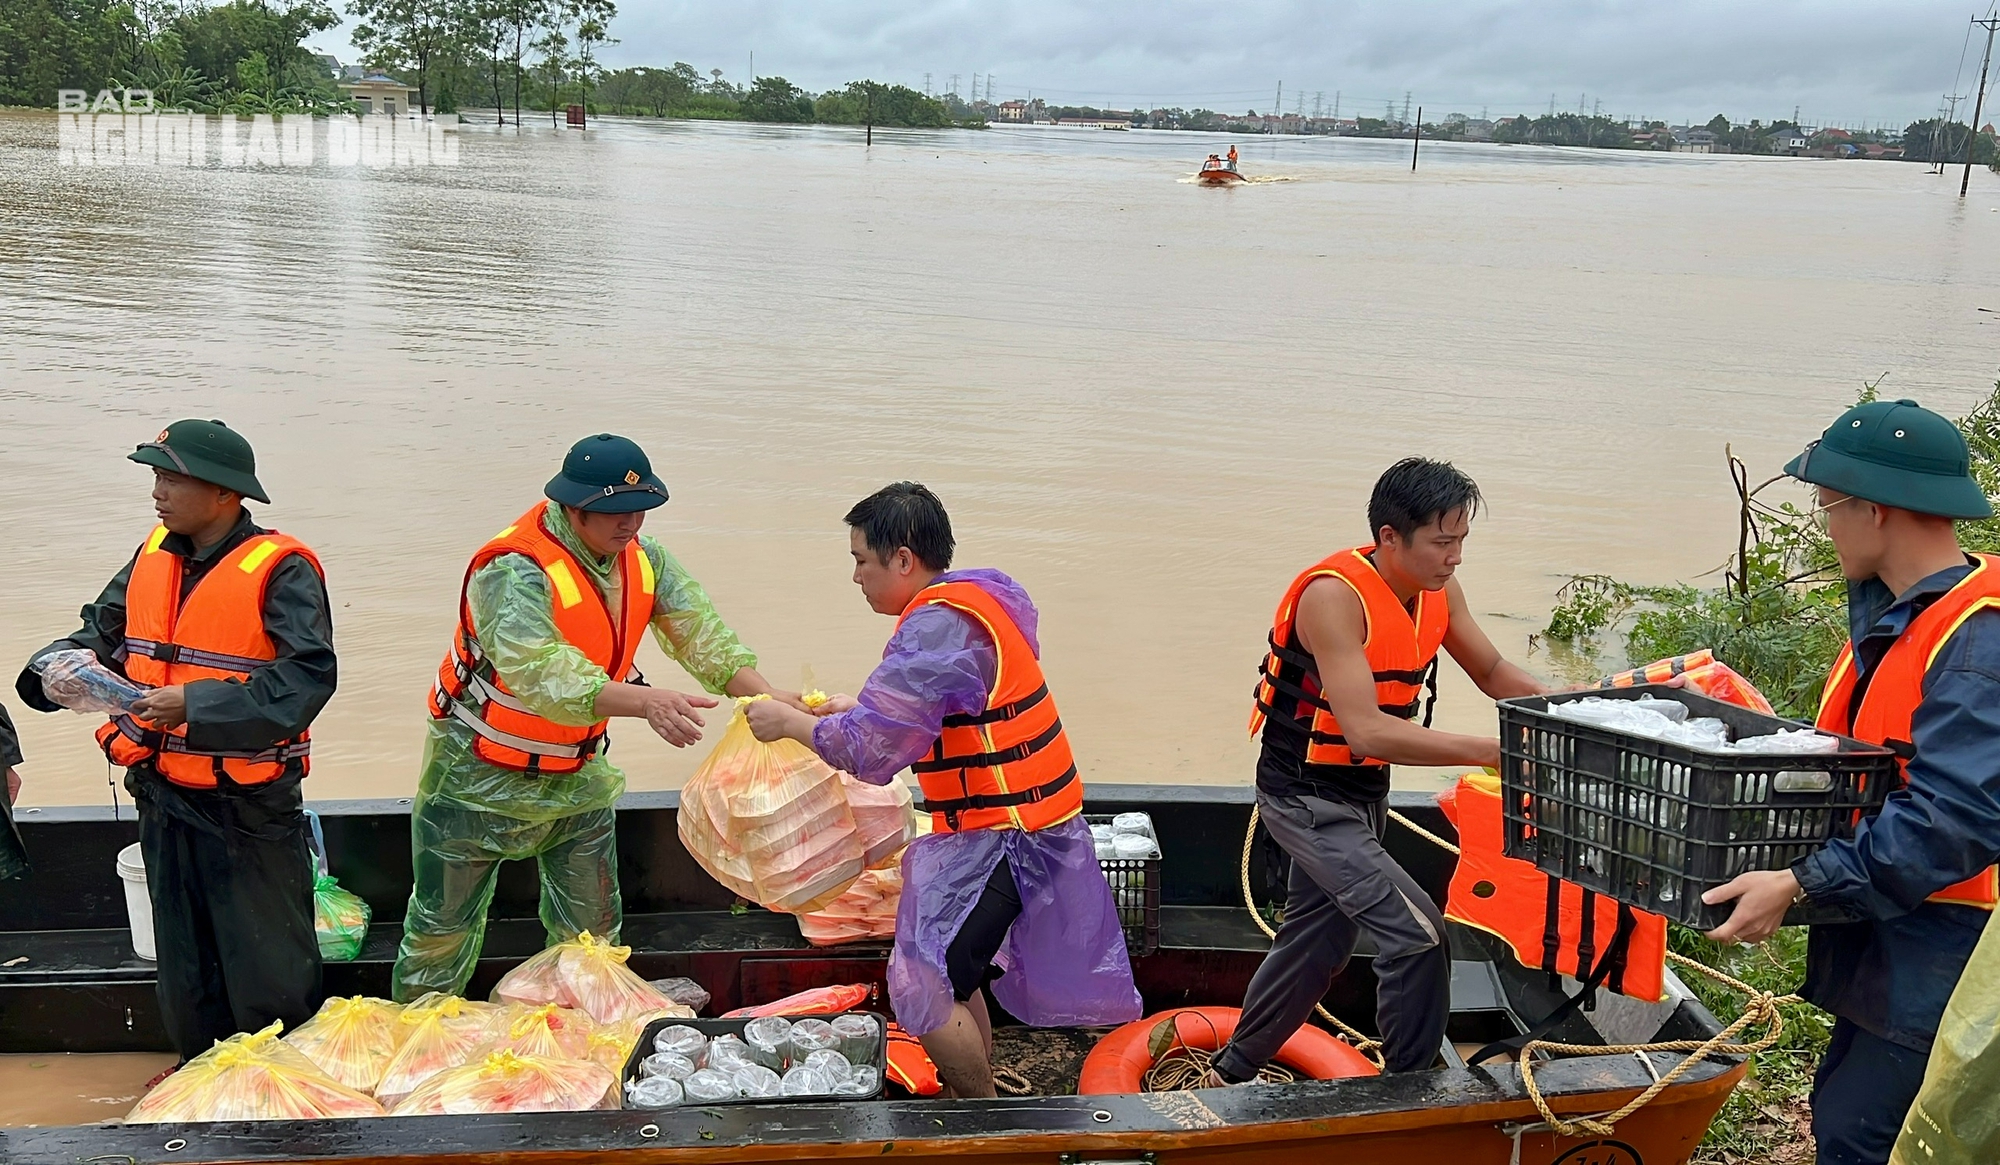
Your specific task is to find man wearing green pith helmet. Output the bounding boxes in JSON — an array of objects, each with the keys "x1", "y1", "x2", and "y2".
[
  {"x1": 391, "y1": 434, "x2": 807, "y2": 1001},
  {"x1": 1703, "y1": 399, "x2": 2000, "y2": 1165}
]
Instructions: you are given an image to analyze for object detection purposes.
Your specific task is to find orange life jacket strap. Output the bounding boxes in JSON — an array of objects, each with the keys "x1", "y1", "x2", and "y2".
[
  {"x1": 441, "y1": 696, "x2": 604, "y2": 763},
  {"x1": 104, "y1": 714, "x2": 311, "y2": 765},
  {"x1": 940, "y1": 682, "x2": 1049, "y2": 728},
  {"x1": 117, "y1": 636, "x2": 270, "y2": 675},
  {"x1": 910, "y1": 717, "x2": 1066, "y2": 774},
  {"x1": 1469, "y1": 900, "x2": 1638, "y2": 1066},
  {"x1": 917, "y1": 765, "x2": 1077, "y2": 822}
]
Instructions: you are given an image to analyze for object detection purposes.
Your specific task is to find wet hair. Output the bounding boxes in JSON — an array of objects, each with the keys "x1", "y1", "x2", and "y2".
[
  {"x1": 1368, "y1": 458, "x2": 1482, "y2": 543},
  {"x1": 845, "y1": 482, "x2": 955, "y2": 571}
]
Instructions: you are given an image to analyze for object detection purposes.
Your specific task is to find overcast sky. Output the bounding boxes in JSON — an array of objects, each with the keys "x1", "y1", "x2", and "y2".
[{"x1": 320, "y1": 0, "x2": 2000, "y2": 129}]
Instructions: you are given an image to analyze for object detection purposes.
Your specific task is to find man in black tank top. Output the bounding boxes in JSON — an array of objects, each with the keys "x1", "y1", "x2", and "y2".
[{"x1": 1210, "y1": 459, "x2": 1550, "y2": 1081}]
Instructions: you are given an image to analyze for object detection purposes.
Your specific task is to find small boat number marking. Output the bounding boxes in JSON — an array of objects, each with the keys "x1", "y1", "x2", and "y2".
[{"x1": 1551, "y1": 1140, "x2": 1642, "y2": 1165}]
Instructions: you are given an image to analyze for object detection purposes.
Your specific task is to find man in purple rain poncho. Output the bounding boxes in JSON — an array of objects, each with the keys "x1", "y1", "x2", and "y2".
[{"x1": 747, "y1": 482, "x2": 1140, "y2": 1097}]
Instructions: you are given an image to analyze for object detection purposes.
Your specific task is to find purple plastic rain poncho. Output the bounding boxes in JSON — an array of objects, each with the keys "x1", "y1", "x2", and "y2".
[{"x1": 812, "y1": 569, "x2": 1141, "y2": 1038}]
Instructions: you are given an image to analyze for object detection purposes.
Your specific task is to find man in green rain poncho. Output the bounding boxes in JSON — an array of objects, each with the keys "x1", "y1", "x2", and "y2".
[{"x1": 391, "y1": 434, "x2": 806, "y2": 1001}]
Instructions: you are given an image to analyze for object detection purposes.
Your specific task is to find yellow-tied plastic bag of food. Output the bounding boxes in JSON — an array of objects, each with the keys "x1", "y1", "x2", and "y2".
[
  {"x1": 1892, "y1": 911, "x2": 2000, "y2": 1164},
  {"x1": 387, "y1": 1050, "x2": 619, "y2": 1116},
  {"x1": 490, "y1": 931, "x2": 693, "y2": 1026},
  {"x1": 283, "y1": 996, "x2": 408, "y2": 1094},
  {"x1": 678, "y1": 699, "x2": 864, "y2": 913},
  {"x1": 374, "y1": 993, "x2": 506, "y2": 1107},
  {"x1": 496, "y1": 1003, "x2": 596, "y2": 1060},
  {"x1": 128, "y1": 1021, "x2": 385, "y2": 1122}
]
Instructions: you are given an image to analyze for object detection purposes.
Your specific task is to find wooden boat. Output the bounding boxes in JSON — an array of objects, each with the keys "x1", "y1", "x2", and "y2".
[
  {"x1": 1195, "y1": 162, "x2": 1246, "y2": 186},
  {"x1": 0, "y1": 787, "x2": 1742, "y2": 1163}
]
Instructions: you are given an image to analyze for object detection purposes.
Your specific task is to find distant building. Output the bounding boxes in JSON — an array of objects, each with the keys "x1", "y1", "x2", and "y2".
[
  {"x1": 311, "y1": 53, "x2": 341, "y2": 79},
  {"x1": 997, "y1": 100, "x2": 1028, "y2": 122},
  {"x1": 1671, "y1": 127, "x2": 1718, "y2": 153},
  {"x1": 1462, "y1": 118, "x2": 1495, "y2": 141},
  {"x1": 1768, "y1": 127, "x2": 1809, "y2": 155},
  {"x1": 339, "y1": 73, "x2": 418, "y2": 115},
  {"x1": 1057, "y1": 116, "x2": 1132, "y2": 130}
]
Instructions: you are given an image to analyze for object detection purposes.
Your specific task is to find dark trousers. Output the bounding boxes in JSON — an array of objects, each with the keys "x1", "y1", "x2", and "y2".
[
  {"x1": 1813, "y1": 1018, "x2": 1931, "y2": 1165},
  {"x1": 1212, "y1": 791, "x2": 1450, "y2": 1079},
  {"x1": 128, "y1": 769, "x2": 323, "y2": 1062}
]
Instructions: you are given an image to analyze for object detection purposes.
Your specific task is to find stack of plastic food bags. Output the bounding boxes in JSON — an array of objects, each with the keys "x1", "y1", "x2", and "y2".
[
  {"x1": 840, "y1": 774, "x2": 920, "y2": 869},
  {"x1": 490, "y1": 931, "x2": 692, "y2": 1025},
  {"x1": 678, "y1": 699, "x2": 866, "y2": 913},
  {"x1": 1548, "y1": 696, "x2": 1838, "y2": 755},
  {"x1": 283, "y1": 996, "x2": 409, "y2": 1095},
  {"x1": 128, "y1": 1021, "x2": 386, "y2": 1122},
  {"x1": 1092, "y1": 813, "x2": 1160, "y2": 860},
  {"x1": 796, "y1": 865, "x2": 903, "y2": 946},
  {"x1": 497, "y1": 1003, "x2": 597, "y2": 1060},
  {"x1": 375, "y1": 993, "x2": 507, "y2": 1107},
  {"x1": 388, "y1": 1050, "x2": 618, "y2": 1116}
]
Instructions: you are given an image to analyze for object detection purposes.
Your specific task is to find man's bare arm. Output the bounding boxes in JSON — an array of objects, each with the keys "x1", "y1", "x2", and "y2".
[
  {"x1": 1439, "y1": 578, "x2": 1548, "y2": 701},
  {"x1": 1295, "y1": 578, "x2": 1501, "y2": 769}
]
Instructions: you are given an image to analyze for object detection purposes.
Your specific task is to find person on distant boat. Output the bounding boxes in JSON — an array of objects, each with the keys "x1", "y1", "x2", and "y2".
[
  {"x1": 1227, "y1": 143, "x2": 1240, "y2": 171},
  {"x1": 1203, "y1": 459, "x2": 1550, "y2": 1083},
  {"x1": 745, "y1": 482, "x2": 1141, "y2": 1098},
  {"x1": 1204, "y1": 153, "x2": 1223, "y2": 171},
  {"x1": 16, "y1": 420, "x2": 333, "y2": 1063},
  {"x1": 391, "y1": 434, "x2": 804, "y2": 1002}
]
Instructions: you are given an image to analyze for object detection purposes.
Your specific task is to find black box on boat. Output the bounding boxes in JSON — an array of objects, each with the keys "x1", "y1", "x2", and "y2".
[
  {"x1": 1086, "y1": 814, "x2": 1162, "y2": 958},
  {"x1": 620, "y1": 1012, "x2": 888, "y2": 1108},
  {"x1": 1497, "y1": 685, "x2": 1896, "y2": 929}
]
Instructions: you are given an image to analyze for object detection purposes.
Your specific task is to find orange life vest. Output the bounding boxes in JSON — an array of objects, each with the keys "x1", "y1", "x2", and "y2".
[
  {"x1": 898, "y1": 580, "x2": 1082, "y2": 834},
  {"x1": 95, "y1": 524, "x2": 322, "y2": 789},
  {"x1": 1441, "y1": 774, "x2": 1668, "y2": 1002},
  {"x1": 1250, "y1": 547, "x2": 1450, "y2": 769},
  {"x1": 1815, "y1": 554, "x2": 2000, "y2": 909},
  {"x1": 884, "y1": 1022, "x2": 941, "y2": 1095},
  {"x1": 429, "y1": 504, "x2": 655, "y2": 775}
]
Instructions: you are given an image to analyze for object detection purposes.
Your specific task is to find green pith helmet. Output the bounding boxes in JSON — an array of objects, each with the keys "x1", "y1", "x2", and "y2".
[
  {"x1": 128, "y1": 419, "x2": 269, "y2": 503},
  {"x1": 544, "y1": 434, "x2": 669, "y2": 513},
  {"x1": 1785, "y1": 398, "x2": 1993, "y2": 520}
]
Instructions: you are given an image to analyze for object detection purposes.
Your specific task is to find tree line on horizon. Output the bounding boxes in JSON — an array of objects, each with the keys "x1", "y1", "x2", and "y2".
[{"x1": 0, "y1": 0, "x2": 969, "y2": 129}]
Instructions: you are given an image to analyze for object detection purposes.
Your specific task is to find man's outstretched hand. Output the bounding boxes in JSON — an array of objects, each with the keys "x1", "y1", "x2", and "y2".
[{"x1": 641, "y1": 689, "x2": 719, "y2": 748}]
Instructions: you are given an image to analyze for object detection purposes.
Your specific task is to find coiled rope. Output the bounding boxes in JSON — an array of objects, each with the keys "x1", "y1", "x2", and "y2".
[{"x1": 1239, "y1": 803, "x2": 1798, "y2": 1136}]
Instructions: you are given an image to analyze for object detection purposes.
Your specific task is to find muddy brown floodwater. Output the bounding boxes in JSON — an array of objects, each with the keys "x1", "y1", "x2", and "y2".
[{"x1": 4, "y1": 111, "x2": 1999, "y2": 807}]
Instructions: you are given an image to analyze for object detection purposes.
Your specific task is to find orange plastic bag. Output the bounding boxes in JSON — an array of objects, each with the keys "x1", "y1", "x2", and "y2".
[
  {"x1": 283, "y1": 996, "x2": 409, "y2": 1095},
  {"x1": 1600, "y1": 649, "x2": 1775, "y2": 715},
  {"x1": 722, "y1": 983, "x2": 873, "y2": 1019},
  {"x1": 374, "y1": 993, "x2": 506, "y2": 1106},
  {"x1": 490, "y1": 931, "x2": 693, "y2": 1026},
  {"x1": 128, "y1": 1021, "x2": 386, "y2": 1122},
  {"x1": 386, "y1": 1050, "x2": 619, "y2": 1115},
  {"x1": 797, "y1": 865, "x2": 903, "y2": 947},
  {"x1": 678, "y1": 700, "x2": 865, "y2": 913},
  {"x1": 496, "y1": 1003, "x2": 596, "y2": 1060}
]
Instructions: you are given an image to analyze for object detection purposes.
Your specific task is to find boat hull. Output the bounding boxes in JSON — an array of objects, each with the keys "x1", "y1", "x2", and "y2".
[{"x1": 1195, "y1": 170, "x2": 1245, "y2": 185}]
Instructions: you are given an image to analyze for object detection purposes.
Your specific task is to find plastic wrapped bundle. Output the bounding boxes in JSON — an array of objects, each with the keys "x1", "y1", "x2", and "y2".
[
  {"x1": 788, "y1": 1018, "x2": 838, "y2": 1058},
  {"x1": 795, "y1": 866, "x2": 903, "y2": 947},
  {"x1": 706, "y1": 1034, "x2": 753, "y2": 1071},
  {"x1": 722, "y1": 983, "x2": 872, "y2": 1019},
  {"x1": 387, "y1": 1051, "x2": 617, "y2": 1116},
  {"x1": 677, "y1": 702, "x2": 865, "y2": 913},
  {"x1": 313, "y1": 874, "x2": 372, "y2": 963},
  {"x1": 742, "y1": 1016, "x2": 793, "y2": 1071},
  {"x1": 834, "y1": 1064, "x2": 882, "y2": 1096},
  {"x1": 803, "y1": 1049, "x2": 851, "y2": 1085},
  {"x1": 375, "y1": 994, "x2": 506, "y2": 1106},
  {"x1": 641, "y1": 1051, "x2": 697, "y2": 1081},
  {"x1": 648, "y1": 977, "x2": 712, "y2": 1014},
  {"x1": 498, "y1": 1004, "x2": 596, "y2": 1061},
  {"x1": 128, "y1": 1021, "x2": 386, "y2": 1123},
  {"x1": 840, "y1": 773, "x2": 920, "y2": 869},
  {"x1": 32, "y1": 648, "x2": 145, "y2": 714},
  {"x1": 683, "y1": 1067, "x2": 737, "y2": 1102},
  {"x1": 653, "y1": 1025, "x2": 709, "y2": 1061},
  {"x1": 491, "y1": 931, "x2": 692, "y2": 1026},
  {"x1": 283, "y1": 996, "x2": 408, "y2": 1094},
  {"x1": 733, "y1": 1064, "x2": 782, "y2": 1098},
  {"x1": 1600, "y1": 650, "x2": 1777, "y2": 716},
  {"x1": 830, "y1": 1014, "x2": 879, "y2": 1064},
  {"x1": 781, "y1": 1065, "x2": 832, "y2": 1096},
  {"x1": 625, "y1": 1074, "x2": 684, "y2": 1109}
]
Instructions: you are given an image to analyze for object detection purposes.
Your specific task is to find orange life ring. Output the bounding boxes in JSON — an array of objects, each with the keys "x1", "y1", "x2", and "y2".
[{"x1": 1076, "y1": 1006, "x2": 1378, "y2": 1094}]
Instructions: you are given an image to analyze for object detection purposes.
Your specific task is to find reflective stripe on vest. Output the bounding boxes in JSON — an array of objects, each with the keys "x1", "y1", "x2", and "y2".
[
  {"x1": 896, "y1": 580, "x2": 1082, "y2": 834},
  {"x1": 95, "y1": 525, "x2": 321, "y2": 789},
  {"x1": 1815, "y1": 554, "x2": 2000, "y2": 909},
  {"x1": 1249, "y1": 547, "x2": 1450, "y2": 770},
  {"x1": 428, "y1": 503, "x2": 655, "y2": 776},
  {"x1": 1440, "y1": 774, "x2": 1669, "y2": 1002}
]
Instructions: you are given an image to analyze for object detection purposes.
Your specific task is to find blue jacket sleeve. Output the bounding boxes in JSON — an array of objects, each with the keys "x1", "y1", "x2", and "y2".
[{"x1": 1794, "y1": 611, "x2": 2000, "y2": 917}]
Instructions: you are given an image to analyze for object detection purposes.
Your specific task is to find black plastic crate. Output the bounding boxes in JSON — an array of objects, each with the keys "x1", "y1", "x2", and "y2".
[
  {"x1": 1499, "y1": 684, "x2": 1896, "y2": 929},
  {"x1": 1087, "y1": 813, "x2": 1162, "y2": 958},
  {"x1": 621, "y1": 1012, "x2": 888, "y2": 1108}
]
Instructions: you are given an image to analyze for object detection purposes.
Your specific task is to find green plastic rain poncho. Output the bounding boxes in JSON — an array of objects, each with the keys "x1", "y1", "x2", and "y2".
[
  {"x1": 390, "y1": 503, "x2": 756, "y2": 1003},
  {"x1": 1892, "y1": 909, "x2": 2000, "y2": 1165}
]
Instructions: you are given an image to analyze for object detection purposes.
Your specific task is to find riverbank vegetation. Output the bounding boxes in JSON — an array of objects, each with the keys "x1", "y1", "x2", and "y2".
[{"x1": 1541, "y1": 378, "x2": 2000, "y2": 1161}]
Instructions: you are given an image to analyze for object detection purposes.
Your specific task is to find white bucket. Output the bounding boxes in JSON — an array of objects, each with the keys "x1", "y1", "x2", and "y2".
[{"x1": 115, "y1": 843, "x2": 156, "y2": 961}]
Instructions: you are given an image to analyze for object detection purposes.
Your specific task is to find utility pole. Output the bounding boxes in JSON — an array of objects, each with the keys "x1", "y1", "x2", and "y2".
[
  {"x1": 1332, "y1": 91, "x2": 1340, "y2": 119},
  {"x1": 1412, "y1": 105, "x2": 1421, "y2": 171},
  {"x1": 748, "y1": 51, "x2": 753, "y2": 84},
  {"x1": 971, "y1": 73, "x2": 979, "y2": 103},
  {"x1": 948, "y1": 73, "x2": 959, "y2": 98},
  {"x1": 1274, "y1": 81, "x2": 1282, "y2": 118},
  {"x1": 1963, "y1": 15, "x2": 2000, "y2": 199},
  {"x1": 923, "y1": 72, "x2": 931, "y2": 96},
  {"x1": 1548, "y1": 93, "x2": 1556, "y2": 117},
  {"x1": 1402, "y1": 91, "x2": 1411, "y2": 123},
  {"x1": 1935, "y1": 95, "x2": 1962, "y2": 174}
]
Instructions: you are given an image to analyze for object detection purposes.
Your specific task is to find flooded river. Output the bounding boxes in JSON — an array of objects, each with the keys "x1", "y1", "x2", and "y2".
[{"x1": 3, "y1": 111, "x2": 1998, "y2": 807}]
